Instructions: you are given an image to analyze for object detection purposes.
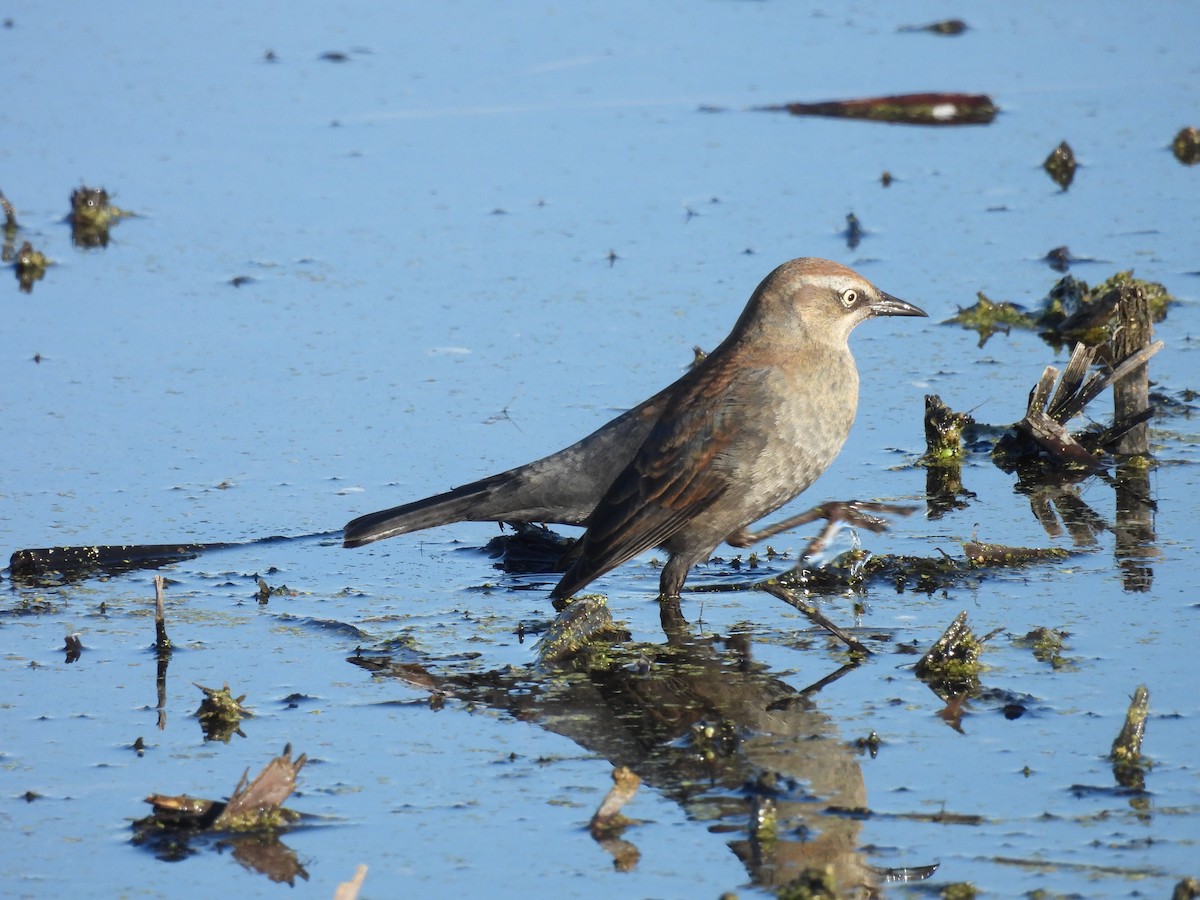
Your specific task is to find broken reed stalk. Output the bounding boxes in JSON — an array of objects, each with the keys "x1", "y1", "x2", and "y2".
[
  {"x1": 0, "y1": 189, "x2": 17, "y2": 228},
  {"x1": 335, "y1": 865, "x2": 369, "y2": 900},
  {"x1": 154, "y1": 574, "x2": 171, "y2": 652},
  {"x1": 1003, "y1": 339, "x2": 1163, "y2": 473},
  {"x1": 1110, "y1": 284, "x2": 1153, "y2": 456},
  {"x1": 589, "y1": 766, "x2": 642, "y2": 835},
  {"x1": 153, "y1": 575, "x2": 171, "y2": 729},
  {"x1": 1110, "y1": 684, "x2": 1150, "y2": 790},
  {"x1": 1111, "y1": 685, "x2": 1150, "y2": 760},
  {"x1": 213, "y1": 743, "x2": 307, "y2": 829}
]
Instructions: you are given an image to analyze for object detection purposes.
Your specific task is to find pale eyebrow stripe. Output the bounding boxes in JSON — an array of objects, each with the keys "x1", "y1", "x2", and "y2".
[{"x1": 805, "y1": 274, "x2": 854, "y2": 292}]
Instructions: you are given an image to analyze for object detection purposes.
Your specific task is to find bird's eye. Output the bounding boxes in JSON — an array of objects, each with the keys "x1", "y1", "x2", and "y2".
[{"x1": 839, "y1": 288, "x2": 858, "y2": 308}]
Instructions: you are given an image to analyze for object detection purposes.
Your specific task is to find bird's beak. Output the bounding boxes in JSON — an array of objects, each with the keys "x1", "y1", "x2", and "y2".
[{"x1": 869, "y1": 292, "x2": 927, "y2": 318}]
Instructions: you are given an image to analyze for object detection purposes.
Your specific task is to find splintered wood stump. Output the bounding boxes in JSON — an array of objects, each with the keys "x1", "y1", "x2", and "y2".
[{"x1": 1109, "y1": 284, "x2": 1154, "y2": 456}]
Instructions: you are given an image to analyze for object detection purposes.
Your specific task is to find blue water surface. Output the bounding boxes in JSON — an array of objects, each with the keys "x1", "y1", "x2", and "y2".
[{"x1": 2, "y1": 2, "x2": 1198, "y2": 898}]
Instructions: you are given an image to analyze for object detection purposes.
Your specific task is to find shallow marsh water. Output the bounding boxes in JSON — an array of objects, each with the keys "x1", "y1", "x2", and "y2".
[{"x1": 2, "y1": 3, "x2": 1199, "y2": 898}]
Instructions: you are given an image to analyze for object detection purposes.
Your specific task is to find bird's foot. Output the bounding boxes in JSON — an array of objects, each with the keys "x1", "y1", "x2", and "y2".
[
  {"x1": 817, "y1": 499, "x2": 916, "y2": 533},
  {"x1": 797, "y1": 500, "x2": 915, "y2": 561},
  {"x1": 732, "y1": 499, "x2": 915, "y2": 549}
]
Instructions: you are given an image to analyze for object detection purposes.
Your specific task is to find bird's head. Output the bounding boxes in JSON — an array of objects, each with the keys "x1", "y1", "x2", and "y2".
[{"x1": 739, "y1": 257, "x2": 927, "y2": 348}]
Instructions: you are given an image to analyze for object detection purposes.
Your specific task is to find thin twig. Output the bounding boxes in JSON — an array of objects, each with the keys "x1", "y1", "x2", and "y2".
[{"x1": 760, "y1": 582, "x2": 870, "y2": 655}]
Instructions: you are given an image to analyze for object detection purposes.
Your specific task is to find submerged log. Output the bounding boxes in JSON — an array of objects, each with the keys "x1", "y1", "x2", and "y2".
[
  {"x1": 9, "y1": 542, "x2": 218, "y2": 581},
  {"x1": 8, "y1": 533, "x2": 316, "y2": 583}
]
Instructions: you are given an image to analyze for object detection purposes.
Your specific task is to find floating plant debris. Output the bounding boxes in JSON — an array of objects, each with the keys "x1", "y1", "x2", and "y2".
[
  {"x1": 752, "y1": 92, "x2": 997, "y2": 126},
  {"x1": 14, "y1": 241, "x2": 49, "y2": 293},
  {"x1": 898, "y1": 19, "x2": 968, "y2": 35},
  {"x1": 68, "y1": 185, "x2": 133, "y2": 248},
  {"x1": 1043, "y1": 141, "x2": 1076, "y2": 190},
  {"x1": 1172, "y1": 126, "x2": 1200, "y2": 165},
  {"x1": 134, "y1": 744, "x2": 307, "y2": 835},
  {"x1": 946, "y1": 292, "x2": 1035, "y2": 347}
]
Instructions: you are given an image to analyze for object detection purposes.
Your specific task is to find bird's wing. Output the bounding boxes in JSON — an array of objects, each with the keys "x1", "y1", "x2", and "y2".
[{"x1": 553, "y1": 359, "x2": 746, "y2": 597}]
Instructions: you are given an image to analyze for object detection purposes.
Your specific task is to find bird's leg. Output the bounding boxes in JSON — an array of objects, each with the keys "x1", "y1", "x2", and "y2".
[
  {"x1": 657, "y1": 556, "x2": 692, "y2": 599},
  {"x1": 727, "y1": 500, "x2": 916, "y2": 548},
  {"x1": 656, "y1": 558, "x2": 695, "y2": 639}
]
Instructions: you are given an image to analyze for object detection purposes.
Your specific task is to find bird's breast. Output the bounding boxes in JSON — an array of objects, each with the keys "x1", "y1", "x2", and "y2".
[{"x1": 720, "y1": 351, "x2": 859, "y2": 514}]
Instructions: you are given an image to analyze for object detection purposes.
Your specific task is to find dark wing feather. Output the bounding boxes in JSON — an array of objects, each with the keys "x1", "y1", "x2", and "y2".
[{"x1": 552, "y1": 357, "x2": 742, "y2": 598}]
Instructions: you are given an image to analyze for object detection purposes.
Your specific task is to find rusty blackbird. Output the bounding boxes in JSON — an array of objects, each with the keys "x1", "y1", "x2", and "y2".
[{"x1": 344, "y1": 257, "x2": 926, "y2": 599}]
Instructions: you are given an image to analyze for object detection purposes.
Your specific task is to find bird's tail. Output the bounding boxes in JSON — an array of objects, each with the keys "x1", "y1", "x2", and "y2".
[{"x1": 343, "y1": 474, "x2": 508, "y2": 548}]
